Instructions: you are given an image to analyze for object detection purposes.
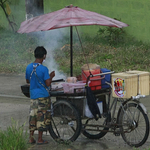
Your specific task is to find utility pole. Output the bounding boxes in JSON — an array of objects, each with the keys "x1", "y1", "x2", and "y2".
[{"x1": 25, "y1": 0, "x2": 44, "y2": 20}]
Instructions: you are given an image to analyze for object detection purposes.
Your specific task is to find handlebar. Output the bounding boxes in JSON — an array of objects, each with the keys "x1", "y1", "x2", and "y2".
[
  {"x1": 132, "y1": 95, "x2": 146, "y2": 100},
  {"x1": 89, "y1": 71, "x2": 115, "y2": 77},
  {"x1": 52, "y1": 79, "x2": 65, "y2": 83},
  {"x1": 86, "y1": 71, "x2": 115, "y2": 85}
]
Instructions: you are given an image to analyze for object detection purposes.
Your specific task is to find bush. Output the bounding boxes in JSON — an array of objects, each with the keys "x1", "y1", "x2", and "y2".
[
  {"x1": 0, "y1": 118, "x2": 28, "y2": 150},
  {"x1": 94, "y1": 18, "x2": 129, "y2": 47}
]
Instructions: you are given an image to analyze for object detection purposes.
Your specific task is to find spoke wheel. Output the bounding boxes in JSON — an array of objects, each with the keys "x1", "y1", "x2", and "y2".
[
  {"x1": 49, "y1": 100, "x2": 82, "y2": 142},
  {"x1": 119, "y1": 103, "x2": 149, "y2": 147}
]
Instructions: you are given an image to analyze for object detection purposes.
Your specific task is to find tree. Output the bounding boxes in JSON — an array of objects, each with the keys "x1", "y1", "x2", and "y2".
[
  {"x1": 25, "y1": 0, "x2": 44, "y2": 20},
  {"x1": 0, "y1": 0, "x2": 16, "y2": 32}
]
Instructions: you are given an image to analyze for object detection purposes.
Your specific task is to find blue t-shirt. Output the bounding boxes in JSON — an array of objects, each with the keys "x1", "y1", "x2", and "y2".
[{"x1": 25, "y1": 63, "x2": 50, "y2": 99}]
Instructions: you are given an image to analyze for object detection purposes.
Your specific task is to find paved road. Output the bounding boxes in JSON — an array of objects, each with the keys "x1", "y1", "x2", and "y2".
[{"x1": 0, "y1": 74, "x2": 150, "y2": 150}]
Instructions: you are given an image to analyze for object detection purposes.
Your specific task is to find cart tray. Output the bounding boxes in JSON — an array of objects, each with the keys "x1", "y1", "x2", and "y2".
[{"x1": 21, "y1": 84, "x2": 111, "y2": 98}]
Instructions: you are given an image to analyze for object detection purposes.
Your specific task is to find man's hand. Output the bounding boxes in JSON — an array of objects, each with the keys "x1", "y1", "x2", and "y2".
[
  {"x1": 26, "y1": 79, "x2": 30, "y2": 84},
  {"x1": 45, "y1": 71, "x2": 55, "y2": 87},
  {"x1": 50, "y1": 71, "x2": 55, "y2": 79}
]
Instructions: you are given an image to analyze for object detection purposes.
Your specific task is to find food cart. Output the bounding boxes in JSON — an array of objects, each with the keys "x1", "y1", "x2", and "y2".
[{"x1": 21, "y1": 69, "x2": 150, "y2": 147}]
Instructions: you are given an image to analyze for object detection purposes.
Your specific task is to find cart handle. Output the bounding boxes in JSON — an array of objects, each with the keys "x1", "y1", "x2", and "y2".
[
  {"x1": 90, "y1": 71, "x2": 115, "y2": 77},
  {"x1": 86, "y1": 71, "x2": 115, "y2": 85},
  {"x1": 82, "y1": 70, "x2": 105, "y2": 81},
  {"x1": 52, "y1": 79, "x2": 65, "y2": 83}
]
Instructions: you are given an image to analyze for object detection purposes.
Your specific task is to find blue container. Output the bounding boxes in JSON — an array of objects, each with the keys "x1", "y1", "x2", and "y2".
[{"x1": 101, "y1": 68, "x2": 111, "y2": 89}]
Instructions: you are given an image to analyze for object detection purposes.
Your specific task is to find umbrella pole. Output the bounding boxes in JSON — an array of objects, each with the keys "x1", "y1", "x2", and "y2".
[{"x1": 70, "y1": 26, "x2": 73, "y2": 77}]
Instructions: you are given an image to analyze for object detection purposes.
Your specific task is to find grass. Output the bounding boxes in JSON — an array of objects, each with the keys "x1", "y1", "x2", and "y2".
[
  {"x1": 0, "y1": 26, "x2": 150, "y2": 76},
  {"x1": 0, "y1": 118, "x2": 29, "y2": 150},
  {"x1": 0, "y1": 27, "x2": 38, "y2": 73},
  {"x1": 54, "y1": 33, "x2": 150, "y2": 76}
]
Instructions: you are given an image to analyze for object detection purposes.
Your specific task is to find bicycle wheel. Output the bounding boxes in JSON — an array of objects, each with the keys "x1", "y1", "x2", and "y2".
[
  {"x1": 82, "y1": 113, "x2": 111, "y2": 139},
  {"x1": 119, "y1": 103, "x2": 149, "y2": 147},
  {"x1": 49, "y1": 100, "x2": 82, "y2": 142}
]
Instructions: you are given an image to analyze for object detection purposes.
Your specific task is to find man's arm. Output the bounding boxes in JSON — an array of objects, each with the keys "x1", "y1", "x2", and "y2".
[{"x1": 45, "y1": 71, "x2": 55, "y2": 87}]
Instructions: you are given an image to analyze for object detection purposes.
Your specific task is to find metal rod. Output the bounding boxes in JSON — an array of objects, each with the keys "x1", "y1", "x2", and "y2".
[
  {"x1": 70, "y1": 26, "x2": 73, "y2": 77},
  {"x1": 90, "y1": 71, "x2": 115, "y2": 77},
  {"x1": 75, "y1": 26, "x2": 91, "y2": 72},
  {"x1": 52, "y1": 79, "x2": 65, "y2": 82}
]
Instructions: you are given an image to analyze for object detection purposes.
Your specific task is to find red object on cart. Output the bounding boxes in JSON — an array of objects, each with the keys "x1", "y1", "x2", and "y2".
[{"x1": 81, "y1": 63, "x2": 104, "y2": 91}]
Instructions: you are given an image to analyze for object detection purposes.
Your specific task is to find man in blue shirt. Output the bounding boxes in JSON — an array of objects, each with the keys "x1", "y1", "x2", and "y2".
[{"x1": 26, "y1": 46, "x2": 55, "y2": 145}]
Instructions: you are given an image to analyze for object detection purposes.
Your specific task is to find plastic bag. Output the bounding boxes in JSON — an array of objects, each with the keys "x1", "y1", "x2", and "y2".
[{"x1": 84, "y1": 99, "x2": 94, "y2": 118}]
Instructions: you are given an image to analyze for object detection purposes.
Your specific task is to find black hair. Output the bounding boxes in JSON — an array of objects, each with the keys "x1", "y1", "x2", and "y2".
[{"x1": 34, "y1": 46, "x2": 47, "y2": 59}]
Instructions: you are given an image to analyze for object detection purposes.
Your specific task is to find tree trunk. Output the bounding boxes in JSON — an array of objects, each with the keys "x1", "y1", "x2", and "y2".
[
  {"x1": 25, "y1": 0, "x2": 44, "y2": 20},
  {"x1": 0, "y1": 0, "x2": 15, "y2": 32}
]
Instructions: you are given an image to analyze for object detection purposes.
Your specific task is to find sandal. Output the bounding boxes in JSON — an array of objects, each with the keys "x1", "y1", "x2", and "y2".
[
  {"x1": 37, "y1": 140, "x2": 49, "y2": 145},
  {"x1": 28, "y1": 139, "x2": 36, "y2": 144}
]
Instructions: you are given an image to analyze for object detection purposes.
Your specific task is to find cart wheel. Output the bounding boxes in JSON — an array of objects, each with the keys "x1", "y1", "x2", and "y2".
[
  {"x1": 49, "y1": 100, "x2": 82, "y2": 143},
  {"x1": 118, "y1": 103, "x2": 149, "y2": 147},
  {"x1": 82, "y1": 113, "x2": 111, "y2": 139}
]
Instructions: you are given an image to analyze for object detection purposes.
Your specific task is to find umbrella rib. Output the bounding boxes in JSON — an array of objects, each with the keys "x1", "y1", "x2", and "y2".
[{"x1": 75, "y1": 26, "x2": 90, "y2": 71}]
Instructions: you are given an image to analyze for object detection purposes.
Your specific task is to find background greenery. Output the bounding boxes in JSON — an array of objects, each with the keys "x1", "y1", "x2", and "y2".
[
  {"x1": 0, "y1": 0, "x2": 150, "y2": 43},
  {"x1": 0, "y1": 0, "x2": 150, "y2": 76},
  {"x1": 44, "y1": 0, "x2": 150, "y2": 44}
]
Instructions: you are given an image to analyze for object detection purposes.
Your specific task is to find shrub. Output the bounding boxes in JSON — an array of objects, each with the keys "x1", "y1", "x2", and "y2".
[{"x1": 0, "y1": 118, "x2": 28, "y2": 150}]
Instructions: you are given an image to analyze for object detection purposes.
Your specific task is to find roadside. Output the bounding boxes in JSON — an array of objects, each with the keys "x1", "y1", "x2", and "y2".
[{"x1": 0, "y1": 74, "x2": 150, "y2": 150}]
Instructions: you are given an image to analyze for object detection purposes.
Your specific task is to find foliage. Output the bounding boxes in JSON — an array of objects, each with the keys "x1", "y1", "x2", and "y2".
[
  {"x1": 0, "y1": 29, "x2": 37, "y2": 73},
  {"x1": 0, "y1": 0, "x2": 16, "y2": 32},
  {"x1": 0, "y1": 27, "x2": 150, "y2": 77},
  {"x1": 95, "y1": 18, "x2": 127, "y2": 46},
  {"x1": 54, "y1": 32, "x2": 150, "y2": 76},
  {"x1": 0, "y1": 118, "x2": 28, "y2": 150}
]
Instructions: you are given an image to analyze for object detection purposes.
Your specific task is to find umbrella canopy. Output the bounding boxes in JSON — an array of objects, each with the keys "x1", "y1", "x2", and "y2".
[
  {"x1": 18, "y1": 5, "x2": 129, "y2": 76},
  {"x1": 18, "y1": 5, "x2": 128, "y2": 33}
]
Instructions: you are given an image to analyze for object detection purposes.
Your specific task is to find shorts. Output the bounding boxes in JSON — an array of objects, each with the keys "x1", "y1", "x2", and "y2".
[{"x1": 29, "y1": 97, "x2": 51, "y2": 131}]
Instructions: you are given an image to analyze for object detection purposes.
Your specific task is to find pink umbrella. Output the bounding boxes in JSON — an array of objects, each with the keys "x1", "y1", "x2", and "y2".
[{"x1": 18, "y1": 5, "x2": 129, "y2": 76}]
